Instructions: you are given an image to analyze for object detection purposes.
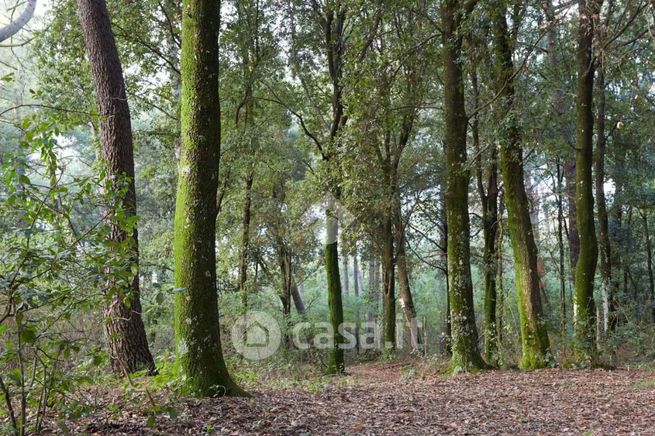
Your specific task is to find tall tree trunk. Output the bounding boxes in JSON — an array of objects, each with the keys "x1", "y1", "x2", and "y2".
[
  {"x1": 77, "y1": 0, "x2": 155, "y2": 376},
  {"x1": 440, "y1": 191, "x2": 452, "y2": 354},
  {"x1": 564, "y1": 160, "x2": 580, "y2": 285},
  {"x1": 556, "y1": 158, "x2": 567, "y2": 335},
  {"x1": 491, "y1": 1, "x2": 552, "y2": 369},
  {"x1": 319, "y1": 3, "x2": 347, "y2": 374},
  {"x1": 396, "y1": 203, "x2": 422, "y2": 352},
  {"x1": 471, "y1": 68, "x2": 499, "y2": 365},
  {"x1": 172, "y1": 0, "x2": 244, "y2": 396},
  {"x1": 238, "y1": 171, "x2": 253, "y2": 312},
  {"x1": 594, "y1": 62, "x2": 614, "y2": 334},
  {"x1": 342, "y1": 248, "x2": 350, "y2": 294},
  {"x1": 353, "y1": 248, "x2": 360, "y2": 352},
  {"x1": 573, "y1": 0, "x2": 600, "y2": 364},
  {"x1": 546, "y1": 0, "x2": 576, "y2": 319},
  {"x1": 325, "y1": 197, "x2": 345, "y2": 373},
  {"x1": 381, "y1": 208, "x2": 396, "y2": 352},
  {"x1": 441, "y1": 0, "x2": 485, "y2": 372},
  {"x1": 353, "y1": 250, "x2": 360, "y2": 297},
  {"x1": 641, "y1": 209, "x2": 655, "y2": 323}
]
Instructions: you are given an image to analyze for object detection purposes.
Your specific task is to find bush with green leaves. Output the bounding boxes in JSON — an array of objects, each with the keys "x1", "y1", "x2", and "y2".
[{"x1": 0, "y1": 117, "x2": 119, "y2": 435}]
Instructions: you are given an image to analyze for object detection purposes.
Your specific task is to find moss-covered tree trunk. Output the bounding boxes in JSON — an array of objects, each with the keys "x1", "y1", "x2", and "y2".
[
  {"x1": 325, "y1": 197, "x2": 345, "y2": 373},
  {"x1": 490, "y1": 0, "x2": 552, "y2": 369},
  {"x1": 173, "y1": 0, "x2": 245, "y2": 396},
  {"x1": 441, "y1": 0, "x2": 485, "y2": 372},
  {"x1": 77, "y1": 0, "x2": 155, "y2": 376},
  {"x1": 573, "y1": 0, "x2": 600, "y2": 364}
]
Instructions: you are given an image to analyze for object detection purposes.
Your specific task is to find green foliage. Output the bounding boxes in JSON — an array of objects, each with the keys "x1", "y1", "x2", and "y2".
[{"x1": 0, "y1": 117, "x2": 112, "y2": 435}]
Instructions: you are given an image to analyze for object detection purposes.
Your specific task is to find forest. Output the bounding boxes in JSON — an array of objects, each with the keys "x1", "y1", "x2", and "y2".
[{"x1": 0, "y1": 0, "x2": 654, "y2": 433}]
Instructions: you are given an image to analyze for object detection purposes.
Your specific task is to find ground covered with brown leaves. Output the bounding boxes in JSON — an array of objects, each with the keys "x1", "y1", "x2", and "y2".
[{"x1": 43, "y1": 362, "x2": 655, "y2": 435}]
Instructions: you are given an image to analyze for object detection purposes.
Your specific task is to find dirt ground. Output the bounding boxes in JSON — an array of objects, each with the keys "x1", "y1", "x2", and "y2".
[{"x1": 42, "y1": 362, "x2": 655, "y2": 435}]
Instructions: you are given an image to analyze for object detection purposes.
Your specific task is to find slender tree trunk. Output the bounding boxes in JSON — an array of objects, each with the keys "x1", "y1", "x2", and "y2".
[
  {"x1": 594, "y1": 63, "x2": 613, "y2": 334},
  {"x1": 172, "y1": 0, "x2": 244, "y2": 396},
  {"x1": 491, "y1": 1, "x2": 552, "y2": 368},
  {"x1": 640, "y1": 209, "x2": 655, "y2": 323},
  {"x1": 353, "y1": 250, "x2": 360, "y2": 297},
  {"x1": 556, "y1": 158, "x2": 567, "y2": 335},
  {"x1": 573, "y1": 0, "x2": 600, "y2": 364},
  {"x1": 496, "y1": 194, "x2": 505, "y2": 357},
  {"x1": 441, "y1": 0, "x2": 485, "y2": 372},
  {"x1": 320, "y1": 4, "x2": 347, "y2": 374},
  {"x1": 238, "y1": 172, "x2": 253, "y2": 312},
  {"x1": 342, "y1": 249, "x2": 350, "y2": 294},
  {"x1": 381, "y1": 207, "x2": 396, "y2": 352},
  {"x1": 471, "y1": 68, "x2": 499, "y2": 365},
  {"x1": 396, "y1": 204, "x2": 422, "y2": 352},
  {"x1": 325, "y1": 197, "x2": 345, "y2": 373},
  {"x1": 564, "y1": 160, "x2": 580, "y2": 285},
  {"x1": 440, "y1": 190, "x2": 452, "y2": 354},
  {"x1": 77, "y1": 0, "x2": 155, "y2": 376},
  {"x1": 290, "y1": 277, "x2": 305, "y2": 315},
  {"x1": 353, "y1": 248, "x2": 360, "y2": 352}
]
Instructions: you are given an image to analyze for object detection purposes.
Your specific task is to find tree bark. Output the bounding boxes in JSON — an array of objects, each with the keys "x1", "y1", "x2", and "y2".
[
  {"x1": 471, "y1": 68, "x2": 499, "y2": 365},
  {"x1": 238, "y1": 172, "x2": 253, "y2": 312},
  {"x1": 491, "y1": 0, "x2": 552, "y2": 369},
  {"x1": 342, "y1": 249, "x2": 349, "y2": 294},
  {"x1": 594, "y1": 62, "x2": 614, "y2": 334},
  {"x1": 319, "y1": 3, "x2": 347, "y2": 374},
  {"x1": 395, "y1": 203, "x2": 422, "y2": 352},
  {"x1": 556, "y1": 158, "x2": 567, "y2": 335},
  {"x1": 381, "y1": 206, "x2": 396, "y2": 352},
  {"x1": 573, "y1": 0, "x2": 600, "y2": 364},
  {"x1": 0, "y1": 0, "x2": 36, "y2": 43},
  {"x1": 441, "y1": 0, "x2": 485, "y2": 372},
  {"x1": 77, "y1": 0, "x2": 155, "y2": 376},
  {"x1": 564, "y1": 160, "x2": 580, "y2": 283},
  {"x1": 641, "y1": 209, "x2": 655, "y2": 323},
  {"x1": 172, "y1": 0, "x2": 244, "y2": 396}
]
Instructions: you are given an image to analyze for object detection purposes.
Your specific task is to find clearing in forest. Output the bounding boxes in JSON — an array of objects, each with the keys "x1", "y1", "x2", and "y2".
[{"x1": 42, "y1": 362, "x2": 655, "y2": 435}]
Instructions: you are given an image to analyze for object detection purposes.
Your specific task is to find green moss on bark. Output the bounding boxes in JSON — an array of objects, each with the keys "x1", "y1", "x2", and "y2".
[
  {"x1": 173, "y1": 0, "x2": 246, "y2": 397},
  {"x1": 573, "y1": 0, "x2": 600, "y2": 365},
  {"x1": 490, "y1": 0, "x2": 553, "y2": 369},
  {"x1": 441, "y1": 0, "x2": 486, "y2": 373},
  {"x1": 325, "y1": 239, "x2": 345, "y2": 374}
]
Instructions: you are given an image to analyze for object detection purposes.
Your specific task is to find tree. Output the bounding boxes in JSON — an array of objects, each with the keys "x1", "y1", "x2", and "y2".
[
  {"x1": 470, "y1": 64, "x2": 499, "y2": 364},
  {"x1": 77, "y1": 0, "x2": 156, "y2": 375},
  {"x1": 173, "y1": 0, "x2": 245, "y2": 396},
  {"x1": 490, "y1": 0, "x2": 552, "y2": 369},
  {"x1": 440, "y1": 0, "x2": 486, "y2": 372},
  {"x1": 0, "y1": 0, "x2": 36, "y2": 43},
  {"x1": 573, "y1": 0, "x2": 601, "y2": 364}
]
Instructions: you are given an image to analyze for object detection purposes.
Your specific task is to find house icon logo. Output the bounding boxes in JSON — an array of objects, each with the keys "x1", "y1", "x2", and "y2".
[{"x1": 231, "y1": 311, "x2": 281, "y2": 360}]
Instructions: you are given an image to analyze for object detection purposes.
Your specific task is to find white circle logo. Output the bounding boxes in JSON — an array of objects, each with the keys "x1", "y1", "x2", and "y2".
[{"x1": 231, "y1": 311, "x2": 281, "y2": 360}]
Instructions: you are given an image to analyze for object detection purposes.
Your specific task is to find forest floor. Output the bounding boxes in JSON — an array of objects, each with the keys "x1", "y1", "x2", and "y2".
[{"x1": 43, "y1": 359, "x2": 655, "y2": 435}]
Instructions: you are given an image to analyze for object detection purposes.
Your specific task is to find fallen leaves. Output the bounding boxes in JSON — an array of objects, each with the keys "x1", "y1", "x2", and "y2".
[{"x1": 39, "y1": 363, "x2": 655, "y2": 435}]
